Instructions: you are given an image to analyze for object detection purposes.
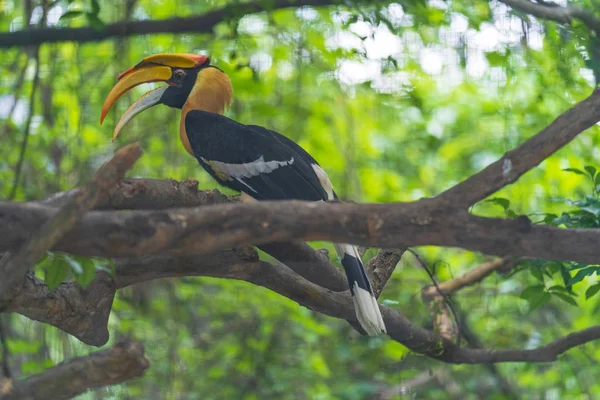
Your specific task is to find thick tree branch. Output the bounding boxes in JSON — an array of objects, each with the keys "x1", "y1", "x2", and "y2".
[
  {"x1": 0, "y1": 0, "x2": 362, "y2": 48},
  {"x1": 439, "y1": 88, "x2": 600, "y2": 207},
  {"x1": 0, "y1": 340, "x2": 149, "y2": 400},
  {"x1": 5, "y1": 199, "x2": 600, "y2": 265},
  {"x1": 42, "y1": 177, "x2": 350, "y2": 291},
  {"x1": 5, "y1": 242, "x2": 599, "y2": 363},
  {"x1": 498, "y1": 0, "x2": 600, "y2": 33},
  {"x1": 0, "y1": 144, "x2": 142, "y2": 299}
]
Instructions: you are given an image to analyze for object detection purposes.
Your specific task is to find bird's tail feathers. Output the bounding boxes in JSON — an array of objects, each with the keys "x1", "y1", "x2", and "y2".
[{"x1": 335, "y1": 243, "x2": 386, "y2": 336}]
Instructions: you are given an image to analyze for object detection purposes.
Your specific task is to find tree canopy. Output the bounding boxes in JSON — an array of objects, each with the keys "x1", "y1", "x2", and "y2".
[{"x1": 1, "y1": 0, "x2": 600, "y2": 398}]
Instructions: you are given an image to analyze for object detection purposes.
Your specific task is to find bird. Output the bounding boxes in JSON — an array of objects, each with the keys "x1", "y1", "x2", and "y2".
[{"x1": 100, "y1": 53, "x2": 386, "y2": 336}]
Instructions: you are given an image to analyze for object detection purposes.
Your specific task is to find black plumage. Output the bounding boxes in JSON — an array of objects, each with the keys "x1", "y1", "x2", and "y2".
[{"x1": 186, "y1": 110, "x2": 329, "y2": 201}]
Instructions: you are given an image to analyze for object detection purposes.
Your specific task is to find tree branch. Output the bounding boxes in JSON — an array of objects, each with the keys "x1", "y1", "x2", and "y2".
[
  {"x1": 42, "y1": 177, "x2": 350, "y2": 292},
  {"x1": 439, "y1": 88, "x2": 600, "y2": 207},
  {"x1": 5, "y1": 198, "x2": 600, "y2": 265},
  {"x1": 498, "y1": 0, "x2": 600, "y2": 34},
  {"x1": 0, "y1": 0, "x2": 361, "y2": 48},
  {"x1": 0, "y1": 340, "x2": 149, "y2": 400},
  {"x1": 0, "y1": 144, "x2": 142, "y2": 299},
  {"x1": 422, "y1": 257, "x2": 521, "y2": 299}
]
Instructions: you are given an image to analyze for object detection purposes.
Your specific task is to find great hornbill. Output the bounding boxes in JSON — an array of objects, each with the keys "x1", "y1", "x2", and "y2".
[{"x1": 100, "y1": 53, "x2": 386, "y2": 335}]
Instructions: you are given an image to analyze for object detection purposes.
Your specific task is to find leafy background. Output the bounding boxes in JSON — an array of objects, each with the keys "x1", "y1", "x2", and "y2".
[{"x1": 1, "y1": 0, "x2": 600, "y2": 398}]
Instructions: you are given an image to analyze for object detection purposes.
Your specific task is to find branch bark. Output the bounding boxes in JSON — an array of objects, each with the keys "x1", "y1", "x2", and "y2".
[
  {"x1": 5, "y1": 198, "x2": 600, "y2": 265},
  {"x1": 42, "y1": 177, "x2": 350, "y2": 292},
  {"x1": 0, "y1": 340, "x2": 149, "y2": 400},
  {"x1": 439, "y1": 88, "x2": 600, "y2": 207},
  {"x1": 498, "y1": 0, "x2": 600, "y2": 34},
  {"x1": 422, "y1": 257, "x2": 521, "y2": 299},
  {"x1": 0, "y1": 144, "x2": 142, "y2": 300},
  {"x1": 4, "y1": 245, "x2": 599, "y2": 363},
  {"x1": 0, "y1": 0, "x2": 361, "y2": 48}
]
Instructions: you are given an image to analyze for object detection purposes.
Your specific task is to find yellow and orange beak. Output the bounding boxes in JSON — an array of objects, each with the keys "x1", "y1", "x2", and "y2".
[{"x1": 100, "y1": 53, "x2": 208, "y2": 141}]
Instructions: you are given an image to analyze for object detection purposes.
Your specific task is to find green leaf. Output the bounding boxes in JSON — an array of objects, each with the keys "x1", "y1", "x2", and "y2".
[
  {"x1": 64, "y1": 255, "x2": 83, "y2": 275},
  {"x1": 85, "y1": 12, "x2": 105, "y2": 29},
  {"x1": 585, "y1": 166, "x2": 597, "y2": 179},
  {"x1": 483, "y1": 197, "x2": 510, "y2": 211},
  {"x1": 548, "y1": 285, "x2": 572, "y2": 294},
  {"x1": 59, "y1": 10, "x2": 84, "y2": 21},
  {"x1": 562, "y1": 168, "x2": 587, "y2": 176},
  {"x1": 529, "y1": 292, "x2": 551, "y2": 310},
  {"x1": 552, "y1": 292, "x2": 578, "y2": 307},
  {"x1": 561, "y1": 265, "x2": 573, "y2": 291},
  {"x1": 485, "y1": 51, "x2": 507, "y2": 67},
  {"x1": 45, "y1": 260, "x2": 69, "y2": 291},
  {"x1": 520, "y1": 284, "x2": 545, "y2": 300},
  {"x1": 586, "y1": 283, "x2": 600, "y2": 299},
  {"x1": 90, "y1": 0, "x2": 100, "y2": 15},
  {"x1": 75, "y1": 257, "x2": 96, "y2": 288},
  {"x1": 568, "y1": 266, "x2": 599, "y2": 285},
  {"x1": 530, "y1": 266, "x2": 544, "y2": 282},
  {"x1": 552, "y1": 212, "x2": 572, "y2": 226}
]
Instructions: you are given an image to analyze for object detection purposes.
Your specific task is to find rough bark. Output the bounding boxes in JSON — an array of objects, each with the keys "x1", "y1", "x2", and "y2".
[
  {"x1": 0, "y1": 144, "x2": 142, "y2": 299},
  {"x1": 0, "y1": 341, "x2": 149, "y2": 400}
]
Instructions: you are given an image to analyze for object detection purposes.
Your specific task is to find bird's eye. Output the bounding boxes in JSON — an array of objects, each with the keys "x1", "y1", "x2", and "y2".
[{"x1": 173, "y1": 69, "x2": 186, "y2": 82}]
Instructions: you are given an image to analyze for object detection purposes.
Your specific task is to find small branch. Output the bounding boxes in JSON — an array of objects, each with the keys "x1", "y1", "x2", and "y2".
[
  {"x1": 0, "y1": 340, "x2": 149, "y2": 400},
  {"x1": 0, "y1": 144, "x2": 142, "y2": 300},
  {"x1": 498, "y1": 0, "x2": 600, "y2": 34},
  {"x1": 439, "y1": 88, "x2": 600, "y2": 207},
  {"x1": 367, "y1": 248, "x2": 405, "y2": 297},
  {"x1": 42, "y1": 177, "x2": 229, "y2": 210},
  {"x1": 423, "y1": 295, "x2": 458, "y2": 342},
  {"x1": 8, "y1": 48, "x2": 40, "y2": 200},
  {"x1": 0, "y1": 0, "x2": 357, "y2": 48},
  {"x1": 422, "y1": 257, "x2": 520, "y2": 299},
  {"x1": 421, "y1": 257, "x2": 520, "y2": 343}
]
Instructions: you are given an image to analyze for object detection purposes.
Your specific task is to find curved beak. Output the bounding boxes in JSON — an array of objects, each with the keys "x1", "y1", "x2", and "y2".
[{"x1": 100, "y1": 53, "x2": 209, "y2": 141}]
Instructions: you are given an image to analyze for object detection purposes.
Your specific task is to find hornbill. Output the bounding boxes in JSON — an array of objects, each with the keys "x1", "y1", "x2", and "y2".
[{"x1": 100, "y1": 53, "x2": 386, "y2": 335}]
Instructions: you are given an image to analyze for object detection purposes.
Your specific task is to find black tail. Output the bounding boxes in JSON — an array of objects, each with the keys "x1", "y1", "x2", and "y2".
[{"x1": 335, "y1": 243, "x2": 386, "y2": 335}]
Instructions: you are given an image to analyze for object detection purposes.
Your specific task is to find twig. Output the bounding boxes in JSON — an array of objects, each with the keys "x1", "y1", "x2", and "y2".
[
  {"x1": 0, "y1": 52, "x2": 29, "y2": 141},
  {"x1": 439, "y1": 88, "x2": 600, "y2": 207},
  {"x1": 8, "y1": 48, "x2": 40, "y2": 200},
  {"x1": 498, "y1": 0, "x2": 600, "y2": 34},
  {"x1": 0, "y1": 0, "x2": 363, "y2": 48},
  {"x1": 0, "y1": 144, "x2": 142, "y2": 299},
  {"x1": 410, "y1": 250, "x2": 460, "y2": 342},
  {"x1": 0, "y1": 340, "x2": 149, "y2": 400},
  {"x1": 422, "y1": 257, "x2": 521, "y2": 298}
]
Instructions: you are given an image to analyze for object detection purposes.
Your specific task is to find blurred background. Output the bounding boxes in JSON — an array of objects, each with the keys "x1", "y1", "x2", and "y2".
[{"x1": 1, "y1": 0, "x2": 600, "y2": 398}]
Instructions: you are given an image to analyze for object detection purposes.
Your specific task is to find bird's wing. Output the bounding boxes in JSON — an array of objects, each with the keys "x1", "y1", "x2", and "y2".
[{"x1": 185, "y1": 110, "x2": 330, "y2": 201}]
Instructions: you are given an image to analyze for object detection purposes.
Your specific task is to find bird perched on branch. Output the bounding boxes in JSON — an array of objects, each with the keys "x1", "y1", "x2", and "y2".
[{"x1": 100, "y1": 53, "x2": 386, "y2": 335}]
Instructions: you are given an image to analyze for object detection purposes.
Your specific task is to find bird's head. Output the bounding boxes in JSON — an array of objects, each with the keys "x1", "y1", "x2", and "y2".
[{"x1": 100, "y1": 53, "x2": 232, "y2": 141}]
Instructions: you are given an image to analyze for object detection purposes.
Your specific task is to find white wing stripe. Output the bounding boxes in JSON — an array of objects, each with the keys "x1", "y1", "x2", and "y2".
[{"x1": 201, "y1": 156, "x2": 294, "y2": 179}]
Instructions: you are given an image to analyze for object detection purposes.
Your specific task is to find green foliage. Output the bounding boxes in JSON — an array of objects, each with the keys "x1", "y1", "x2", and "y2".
[
  {"x1": 1, "y1": 0, "x2": 600, "y2": 398},
  {"x1": 38, "y1": 253, "x2": 102, "y2": 290}
]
